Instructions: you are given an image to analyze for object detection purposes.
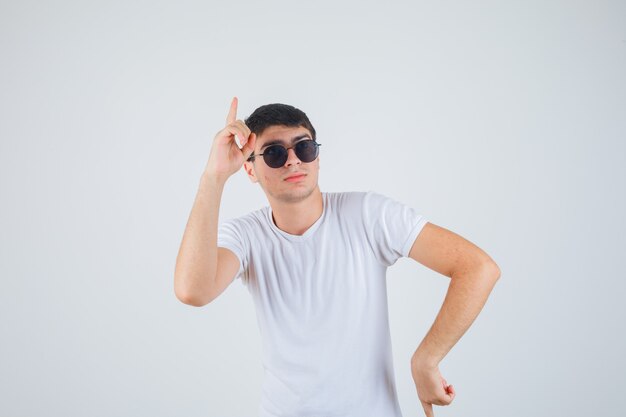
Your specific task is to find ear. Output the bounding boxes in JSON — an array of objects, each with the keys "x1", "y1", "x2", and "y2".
[{"x1": 243, "y1": 160, "x2": 258, "y2": 183}]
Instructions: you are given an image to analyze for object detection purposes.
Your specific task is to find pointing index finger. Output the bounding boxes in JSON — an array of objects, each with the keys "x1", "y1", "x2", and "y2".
[{"x1": 226, "y1": 96, "x2": 238, "y2": 125}]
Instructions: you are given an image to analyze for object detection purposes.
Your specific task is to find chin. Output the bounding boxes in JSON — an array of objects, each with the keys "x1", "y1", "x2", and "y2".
[{"x1": 273, "y1": 185, "x2": 317, "y2": 204}]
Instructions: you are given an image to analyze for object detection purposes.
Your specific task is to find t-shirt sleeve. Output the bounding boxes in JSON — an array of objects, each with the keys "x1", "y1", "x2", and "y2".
[
  {"x1": 217, "y1": 218, "x2": 247, "y2": 281},
  {"x1": 362, "y1": 191, "x2": 429, "y2": 267}
]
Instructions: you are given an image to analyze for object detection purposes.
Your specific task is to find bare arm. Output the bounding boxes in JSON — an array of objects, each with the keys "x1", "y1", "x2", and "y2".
[
  {"x1": 173, "y1": 97, "x2": 256, "y2": 306},
  {"x1": 174, "y1": 174, "x2": 227, "y2": 306},
  {"x1": 407, "y1": 222, "x2": 501, "y2": 416},
  {"x1": 409, "y1": 222, "x2": 501, "y2": 366}
]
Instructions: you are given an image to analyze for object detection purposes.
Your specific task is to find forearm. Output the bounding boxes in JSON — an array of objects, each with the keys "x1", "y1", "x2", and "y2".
[
  {"x1": 174, "y1": 172, "x2": 226, "y2": 305},
  {"x1": 411, "y1": 262, "x2": 500, "y2": 368}
]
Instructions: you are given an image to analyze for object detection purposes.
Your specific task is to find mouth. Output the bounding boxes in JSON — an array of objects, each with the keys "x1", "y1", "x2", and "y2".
[{"x1": 284, "y1": 173, "x2": 307, "y2": 182}]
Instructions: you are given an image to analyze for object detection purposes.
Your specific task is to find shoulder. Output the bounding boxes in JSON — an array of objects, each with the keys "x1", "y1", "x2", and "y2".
[
  {"x1": 322, "y1": 190, "x2": 400, "y2": 213},
  {"x1": 324, "y1": 190, "x2": 370, "y2": 204},
  {"x1": 360, "y1": 190, "x2": 396, "y2": 212},
  {"x1": 362, "y1": 190, "x2": 411, "y2": 208},
  {"x1": 219, "y1": 206, "x2": 268, "y2": 234},
  {"x1": 361, "y1": 191, "x2": 422, "y2": 225},
  {"x1": 323, "y1": 191, "x2": 370, "y2": 213}
]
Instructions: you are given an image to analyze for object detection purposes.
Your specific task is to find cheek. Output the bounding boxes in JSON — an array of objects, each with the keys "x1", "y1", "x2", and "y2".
[{"x1": 262, "y1": 172, "x2": 277, "y2": 183}]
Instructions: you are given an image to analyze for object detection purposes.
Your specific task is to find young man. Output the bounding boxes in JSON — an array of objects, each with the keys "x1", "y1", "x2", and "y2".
[{"x1": 174, "y1": 97, "x2": 501, "y2": 417}]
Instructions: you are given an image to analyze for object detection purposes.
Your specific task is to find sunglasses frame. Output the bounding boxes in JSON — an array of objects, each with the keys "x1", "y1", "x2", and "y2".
[{"x1": 247, "y1": 139, "x2": 322, "y2": 168}]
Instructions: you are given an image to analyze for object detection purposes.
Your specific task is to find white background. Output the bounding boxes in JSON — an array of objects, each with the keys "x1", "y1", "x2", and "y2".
[{"x1": 1, "y1": 1, "x2": 625, "y2": 416}]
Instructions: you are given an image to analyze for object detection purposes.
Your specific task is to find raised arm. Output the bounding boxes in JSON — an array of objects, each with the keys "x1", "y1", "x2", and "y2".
[{"x1": 174, "y1": 97, "x2": 256, "y2": 306}]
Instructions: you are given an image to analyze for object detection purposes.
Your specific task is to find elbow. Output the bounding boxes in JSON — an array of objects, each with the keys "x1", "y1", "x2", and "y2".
[
  {"x1": 451, "y1": 257, "x2": 501, "y2": 282},
  {"x1": 483, "y1": 260, "x2": 501, "y2": 281},
  {"x1": 474, "y1": 251, "x2": 501, "y2": 281},
  {"x1": 174, "y1": 278, "x2": 213, "y2": 307},
  {"x1": 176, "y1": 292, "x2": 210, "y2": 307}
]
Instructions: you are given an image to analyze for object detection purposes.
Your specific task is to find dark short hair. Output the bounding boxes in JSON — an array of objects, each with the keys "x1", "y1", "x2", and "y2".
[{"x1": 244, "y1": 103, "x2": 317, "y2": 141}]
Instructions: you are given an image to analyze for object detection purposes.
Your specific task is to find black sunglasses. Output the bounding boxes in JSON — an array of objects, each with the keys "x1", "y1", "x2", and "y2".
[{"x1": 247, "y1": 139, "x2": 322, "y2": 168}]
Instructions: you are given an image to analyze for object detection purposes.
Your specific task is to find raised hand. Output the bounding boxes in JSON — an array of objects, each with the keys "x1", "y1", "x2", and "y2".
[
  {"x1": 411, "y1": 361, "x2": 456, "y2": 417},
  {"x1": 204, "y1": 97, "x2": 256, "y2": 182}
]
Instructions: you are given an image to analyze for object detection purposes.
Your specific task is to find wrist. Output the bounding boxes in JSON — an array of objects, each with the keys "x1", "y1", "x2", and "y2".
[{"x1": 411, "y1": 351, "x2": 440, "y2": 370}]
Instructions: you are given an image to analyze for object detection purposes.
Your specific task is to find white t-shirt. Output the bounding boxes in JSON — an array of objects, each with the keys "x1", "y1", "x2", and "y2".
[{"x1": 217, "y1": 191, "x2": 428, "y2": 417}]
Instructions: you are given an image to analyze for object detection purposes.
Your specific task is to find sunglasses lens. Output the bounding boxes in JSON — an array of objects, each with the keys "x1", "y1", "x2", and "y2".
[
  {"x1": 258, "y1": 140, "x2": 319, "y2": 168},
  {"x1": 295, "y1": 140, "x2": 319, "y2": 162},
  {"x1": 263, "y1": 145, "x2": 288, "y2": 168}
]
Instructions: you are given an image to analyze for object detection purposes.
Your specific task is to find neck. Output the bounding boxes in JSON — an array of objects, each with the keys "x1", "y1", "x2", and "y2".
[{"x1": 269, "y1": 187, "x2": 324, "y2": 236}]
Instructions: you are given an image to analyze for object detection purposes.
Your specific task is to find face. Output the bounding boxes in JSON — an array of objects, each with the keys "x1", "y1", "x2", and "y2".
[{"x1": 244, "y1": 125, "x2": 321, "y2": 204}]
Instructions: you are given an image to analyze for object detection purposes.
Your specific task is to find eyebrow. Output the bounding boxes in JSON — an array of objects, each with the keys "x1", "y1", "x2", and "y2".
[{"x1": 260, "y1": 134, "x2": 311, "y2": 151}]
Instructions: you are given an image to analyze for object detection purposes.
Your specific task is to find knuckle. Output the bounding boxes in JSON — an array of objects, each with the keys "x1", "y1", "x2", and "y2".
[{"x1": 237, "y1": 120, "x2": 250, "y2": 130}]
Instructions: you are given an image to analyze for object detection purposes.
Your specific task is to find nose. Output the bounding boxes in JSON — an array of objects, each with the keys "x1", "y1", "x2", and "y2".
[{"x1": 285, "y1": 147, "x2": 301, "y2": 167}]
